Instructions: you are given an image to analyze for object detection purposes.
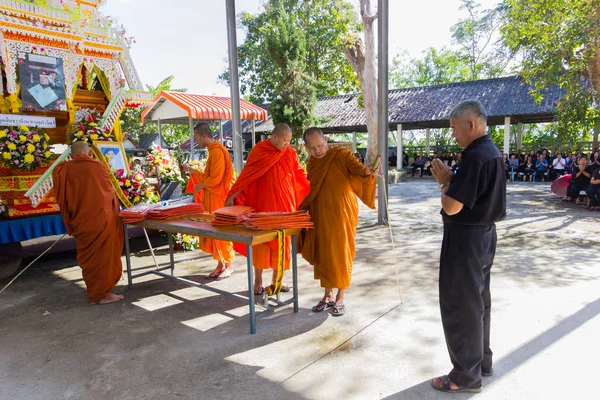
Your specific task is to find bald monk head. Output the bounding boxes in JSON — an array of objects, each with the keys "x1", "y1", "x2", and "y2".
[
  {"x1": 270, "y1": 123, "x2": 292, "y2": 151},
  {"x1": 194, "y1": 122, "x2": 215, "y2": 148},
  {"x1": 71, "y1": 141, "x2": 92, "y2": 157},
  {"x1": 303, "y1": 127, "x2": 328, "y2": 159}
]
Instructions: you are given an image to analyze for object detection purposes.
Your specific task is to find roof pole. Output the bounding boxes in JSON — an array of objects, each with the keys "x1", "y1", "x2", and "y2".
[
  {"x1": 504, "y1": 116, "x2": 511, "y2": 155},
  {"x1": 189, "y1": 117, "x2": 195, "y2": 159},
  {"x1": 377, "y1": 0, "x2": 389, "y2": 226},
  {"x1": 219, "y1": 120, "x2": 224, "y2": 143},
  {"x1": 396, "y1": 124, "x2": 403, "y2": 168},
  {"x1": 252, "y1": 120, "x2": 256, "y2": 148},
  {"x1": 158, "y1": 118, "x2": 162, "y2": 147},
  {"x1": 226, "y1": 0, "x2": 244, "y2": 173}
]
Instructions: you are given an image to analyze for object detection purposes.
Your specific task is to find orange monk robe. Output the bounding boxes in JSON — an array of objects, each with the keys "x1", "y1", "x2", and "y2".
[
  {"x1": 52, "y1": 155, "x2": 123, "y2": 302},
  {"x1": 228, "y1": 139, "x2": 310, "y2": 270},
  {"x1": 189, "y1": 142, "x2": 235, "y2": 263},
  {"x1": 298, "y1": 147, "x2": 376, "y2": 290}
]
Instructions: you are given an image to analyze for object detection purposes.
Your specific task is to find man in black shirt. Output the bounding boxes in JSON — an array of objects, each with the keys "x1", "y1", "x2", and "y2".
[
  {"x1": 430, "y1": 100, "x2": 506, "y2": 394},
  {"x1": 586, "y1": 166, "x2": 600, "y2": 210},
  {"x1": 566, "y1": 156, "x2": 591, "y2": 203}
]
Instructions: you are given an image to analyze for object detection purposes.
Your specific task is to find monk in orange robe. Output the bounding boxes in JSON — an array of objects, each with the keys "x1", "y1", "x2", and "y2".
[
  {"x1": 182, "y1": 123, "x2": 235, "y2": 279},
  {"x1": 226, "y1": 123, "x2": 310, "y2": 294},
  {"x1": 52, "y1": 141, "x2": 124, "y2": 304},
  {"x1": 299, "y1": 128, "x2": 376, "y2": 316}
]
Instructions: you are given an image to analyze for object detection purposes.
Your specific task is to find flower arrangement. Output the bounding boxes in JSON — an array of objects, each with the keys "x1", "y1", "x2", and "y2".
[
  {"x1": 174, "y1": 233, "x2": 199, "y2": 251},
  {"x1": 68, "y1": 108, "x2": 114, "y2": 144},
  {"x1": 0, "y1": 196, "x2": 7, "y2": 220},
  {"x1": 0, "y1": 126, "x2": 53, "y2": 171},
  {"x1": 114, "y1": 168, "x2": 159, "y2": 205},
  {"x1": 146, "y1": 144, "x2": 184, "y2": 184}
]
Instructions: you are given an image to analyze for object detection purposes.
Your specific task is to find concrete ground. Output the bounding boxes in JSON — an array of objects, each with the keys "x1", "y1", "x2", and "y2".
[{"x1": 1, "y1": 180, "x2": 598, "y2": 400}]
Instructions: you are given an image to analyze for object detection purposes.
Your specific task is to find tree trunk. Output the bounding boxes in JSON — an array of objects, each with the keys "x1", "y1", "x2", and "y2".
[{"x1": 343, "y1": 0, "x2": 378, "y2": 164}]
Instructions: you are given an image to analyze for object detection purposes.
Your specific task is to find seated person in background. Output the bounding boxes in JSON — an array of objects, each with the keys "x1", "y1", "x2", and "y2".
[
  {"x1": 551, "y1": 153, "x2": 567, "y2": 179},
  {"x1": 389, "y1": 152, "x2": 397, "y2": 168},
  {"x1": 586, "y1": 167, "x2": 600, "y2": 210},
  {"x1": 502, "y1": 153, "x2": 510, "y2": 179},
  {"x1": 402, "y1": 152, "x2": 409, "y2": 169},
  {"x1": 528, "y1": 149, "x2": 536, "y2": 162},
  {"x1": 509, "y1": 154, "x2": 520, "y2": 179},
  {"x1": 522, "y1": 155, "x2": 535, "y2": 181},
  {"x1": 411, "y1": 153, "x2": 426, "y2": 176},
  {"x1": 355, "y1": 152, "x2": 364, "y2": 164},
  {"x1": 425, "y1": 152, "x2": 439, "y2": 175},
  {"x1": 590, "y1": 151, "x2": 600, "y2": 173},
  {"x1": 568, "y1": 154, "x2": 579, "y2": 174},
  {"x1": 567, "y1": 155, "x2": 592, "y2": 203},
  {"x1": 451, "y1": 151, "x2": 462, "y2": 174},
  {"x1": 535, "y1": 153, "x2": 549, "y2": 181},
  {"x1": 517, "y1": 149, "x2": 525, "y2": 163}
]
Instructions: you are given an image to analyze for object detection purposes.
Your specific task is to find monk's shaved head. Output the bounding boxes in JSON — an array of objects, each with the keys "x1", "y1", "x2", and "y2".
[
  {"x1": 270, "y1": 123, "x2": 292, "y2": 151},
  {"x1": 303, "y1": 127, "x2": 324, "y2": 142},
  {"x1": 194, "y1": 122, "x2": 214, "y2": 148},
  {"x1": 71, "y1": 141, "x2": 91, "y2": 156},
  {"x1": 194, "y1": 122, "x2": 212, "y2": 136}
]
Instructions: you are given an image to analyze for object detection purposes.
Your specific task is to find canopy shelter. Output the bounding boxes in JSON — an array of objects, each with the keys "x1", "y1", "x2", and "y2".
[
  {"x1": 251, "y1": 76, "x2": 565, "y2": 155},
  {"x1": 140, "y1": 91, "x2": 268, "y2": 159}
]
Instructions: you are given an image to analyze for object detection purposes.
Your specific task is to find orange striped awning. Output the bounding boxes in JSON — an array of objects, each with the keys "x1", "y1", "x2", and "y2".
[{"x1": 141, "y1": 91, "x2": 268, "y2": 123}]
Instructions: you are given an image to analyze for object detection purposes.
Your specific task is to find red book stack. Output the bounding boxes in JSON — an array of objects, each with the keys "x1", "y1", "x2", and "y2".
[
  {"x1": 242, "y1": 210, "x2": 314, "y2": 230},
  {"x1": 211, "y1": 206, "x2": 254, "y2": 226},
  {"x1": 120, "y1": 203, "x2": 160, "y2": 224},
  {"x1": 146, "y1": 202, "x2": 205, "y2": 220}
]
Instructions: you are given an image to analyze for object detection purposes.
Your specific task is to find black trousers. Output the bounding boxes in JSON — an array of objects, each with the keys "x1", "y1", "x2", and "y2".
[
  {"x1": 587, "y1": 184, "x2": 600, "y2": 207},
  {"x1": 440, "y1": 223, "x2": 496, "y2": 388},
  {"x1": 567, "y1": 182, "x2": 586, "y2": 199}
]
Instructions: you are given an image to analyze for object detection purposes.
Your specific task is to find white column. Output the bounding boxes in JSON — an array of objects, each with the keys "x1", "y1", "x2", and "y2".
[
  {"x1": 252, "y1": 120, "x2": 256, "y2": 148},
  {"x1": 189, "y1": 118, "x2": 195, "y2": 159},
  {"x1": 517, "y1": 122, "x2": 523, "y2": 152},
  {"x1": 425, "y1": 128, "x2": 430, "y2": 156},
  {"x1": 157, "y1": 118, "x2": 162, "y2": 147},
  {"x1": 396, "y1": 124, "x2": 403, "y2": 168},
  {"x1": 504, "y1": 116, "x2": 511, "y2": 155},
  {"x1": 352, "y1": 132, "x2": 357, "y2": 153}
]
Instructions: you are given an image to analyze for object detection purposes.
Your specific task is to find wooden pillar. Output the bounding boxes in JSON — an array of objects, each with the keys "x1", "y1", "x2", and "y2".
[
  {"x1": 504, "y1": 116, "x2": 511, "y2": 155},
  {"x1": 594, "y1": 118, "x2": 600, "y2": 150},
  {"x1": 517, "y1": 122, "x2": 523, "y2": 152},
  {"x1": 252, "y1": 120, "x2": 256, "y2": 148},
  {"x1": 396, "y1": 124, "x2": 403, "y2": 168},
  {"x1": 188, "y1": 118, "x2": 194, "y2": 159},
  {"x1": 352, "y1": 132, "x2": 357, "y2": 153},
  {"x1": 425, "y1": 128, "x2": 430, "y2": 156}
]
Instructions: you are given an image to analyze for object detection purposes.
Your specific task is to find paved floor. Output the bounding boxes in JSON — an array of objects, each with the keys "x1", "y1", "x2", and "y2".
[{"x1": 1, "y1": 180, "x2": 598, "y2": 400}]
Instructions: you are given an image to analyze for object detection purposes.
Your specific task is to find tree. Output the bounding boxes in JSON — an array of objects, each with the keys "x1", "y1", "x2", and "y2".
[
  {"x1": 343, "y1": 0, "x2": 378, "y2": 164},
  {"x1": 390, "y1": 47, "x2": 471, "y2": 88},
  {"x1": 218, "y1": 0, "x2": 359, "y2": 104},
  {"x1": 451, "y1": 0, "x2": 513, "y2": 80},
  {"x1": 120, "y1": 76, "x2": 190, "y2": 146},
  {"x1": 500, "y1": 0, "x2": 600, "y2": 145},
  {"x1": 264, "y1": 0, "x2": 320, "y2": 139}
]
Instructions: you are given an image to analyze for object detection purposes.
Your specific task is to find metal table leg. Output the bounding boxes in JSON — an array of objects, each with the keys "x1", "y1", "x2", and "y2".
[
  {"x1": 291, "y1": 234, "x2": 299, "y2": 313},
  {"x1": 124, "y1": 224, "x2": 133, "y2": 289},
  {"x1": 247, "y1": 245, "x2": 256, "y2": 334},
  {"x1": 168, "y1": 233, "x2": 175, "y2": 276}
]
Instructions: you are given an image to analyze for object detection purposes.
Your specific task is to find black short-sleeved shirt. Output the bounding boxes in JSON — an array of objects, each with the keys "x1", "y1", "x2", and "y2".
[
  {"x1": 593, "y1": 168, "x2": 600, "y2": 183},
  {"x1": 441, "y1": 135, "x2": 506, "y2": 225},
  {"x1": 573, "y1": 167, "x2": 592, "y2": 186}
]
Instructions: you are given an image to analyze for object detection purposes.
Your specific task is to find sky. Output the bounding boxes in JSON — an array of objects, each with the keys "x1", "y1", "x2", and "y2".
[{"x1": 101, "y1": 0, "x2": 499, "y2": 96}]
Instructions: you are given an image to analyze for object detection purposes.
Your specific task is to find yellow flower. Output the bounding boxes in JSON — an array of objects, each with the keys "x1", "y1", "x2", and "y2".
[
  {"x1": 2, "y1": 152, "x2": 11, "y2": 160},
  {"x1": 0, "y1": 130, "x2": 6, "y2": 138},
  {"x1": 134, "y1": 196, "x2": 140, "y2": 203},
  {"x1": 125, "y1": 179, "x2": 131, "y2": 186},
  {"x1": 43, "y1": 144, "x2": 48, "y2": 149},
  {"x1": 89, "y1": 122, "x2": 98, "y2": 127},
  {"x1": 27, "y1": 144, "x2": 36, "y2": 153},
  {"x1": 75, "y1": 132, "x2": 83, "y2": 138},
  {"x1": 102, "y1": 132, "x2": 110, "y2": 137},
  {"x1": 32, "y1": 134, "x2": 40, "y2": 142},
  {"x1": 20, "y1": 126, "x2": 29, "y2": 132},
  {"x1": 8, "y1": 143, "x2": 17, "y2": 151},
  {"x1": 90, "y1": 134, "x2": 99, "y2": 141},
  {"x1": 44, "y1": 133, "x2": 49, "y2": 141},
  {"x1": 19, "y1": 135, "x2": 27, "y2": 142},
  {"x1": 44, "y1": 151, "x2": 51, "y2": 158},
  {"x1": 183, "y1": 236, "x2": 190, "y2": 243},
  {"x1": 24, "y1": 154, "x2": 34, "y2": 163}
]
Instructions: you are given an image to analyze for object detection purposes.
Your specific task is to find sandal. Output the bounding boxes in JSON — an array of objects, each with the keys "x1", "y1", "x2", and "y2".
[
  {"x1": 215, "y1": 268, "x2": 233, "y2": 281},
  {"x1": 253, "y1": 287, "x2": 264, "y2": 296},
  {"x1": 431, "y1": 375, "x2": 482, "y2": 393},
  {"x1": 331, "y1": 304, "x2": 346, "y2": 316},
  {"x1": 279, "y1": 283, "x2": 292, "y2": 293},
  {"x1": 482, "y1": 368, "x2": 494, "y2": 377},
  {"x1": 311, "y1": 300, "x2": 335, "y2": 312}
]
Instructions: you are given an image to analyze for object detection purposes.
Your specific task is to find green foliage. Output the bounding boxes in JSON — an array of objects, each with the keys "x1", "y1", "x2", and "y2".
[
  {"x1": 264, "y1": 1, "x2": 320, "y2": 140},
  {"x1": 500, "y1": 0, "x2": 600, "y2": 142},
  {"x1": 218, "y1": 0, "x2": 359, "y2": 104},
  {"x1": 390, "y1": 48, "x2": 471, "y2": 88},
  {"x1": 120, "y1": 76, "x2": 190, "y2": 147}
]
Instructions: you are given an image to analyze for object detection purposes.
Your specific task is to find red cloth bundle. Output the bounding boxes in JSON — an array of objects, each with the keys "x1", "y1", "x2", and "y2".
[
  {"x1": 146, "y1": 202, "x2": 205, "y2": 220},
  {"x1": 242, "y1": 210, "x2": 314, "y2": 230},
  {"x1": 211, "y1": 206, "x2": 254, "y2": 226},
  {"x1": 120, "y1": 203, "x2": 160, "y2": 224}
]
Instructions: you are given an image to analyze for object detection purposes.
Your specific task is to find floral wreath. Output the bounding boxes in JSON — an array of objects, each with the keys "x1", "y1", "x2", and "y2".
[
  {"x1": 0, "y1": 126, "x2": 53, "y2": 171},
  {"x1": 68, "y1": 108, "x2": 114, "y2": 144}
]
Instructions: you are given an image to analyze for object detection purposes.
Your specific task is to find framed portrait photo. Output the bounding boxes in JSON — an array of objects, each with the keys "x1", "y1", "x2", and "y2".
[{"x1": 92, "y1": 141, "x2": 130, "y2": 175}]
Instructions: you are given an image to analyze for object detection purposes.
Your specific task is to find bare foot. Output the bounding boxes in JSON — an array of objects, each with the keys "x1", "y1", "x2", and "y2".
[
  {"x1": 253, "y1": 284, "x2": 264, "y2": 295},
  {"x1": 208, "y1": 262, "x2": 225, "y2": 278},
  {"x1": 432, "y1": 377, "x2": 459, "y2": 391},
  {"x1": 98, "y1": 293, "x2": 124, "y2": 305},
  {"x1": 216, "y1": 267, "x2": 233, "y2": 280}
]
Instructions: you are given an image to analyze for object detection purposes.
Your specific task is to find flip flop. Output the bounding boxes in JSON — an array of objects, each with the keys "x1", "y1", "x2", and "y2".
[
  {"x1": 311, "y1": 301, "x2": 335, "y2": 312},
  {"x1": 331, "y1": 304, "x2": 346, "y2": 316},
  {"x1": 482, "y1": 368, "x2": 494, "y2": 377},
  {"x1": 431, "y1": 375, "x2": 482, "y2": 393},
  {"x1": 253, "y1": 287, "x2": 265, "y2": 296},
  {"x1": 215, "y1": 268, "x2": 233, "y2": 281},
  {"x1": 280, "y1": 283, "x2": 292, "y2": 293}
]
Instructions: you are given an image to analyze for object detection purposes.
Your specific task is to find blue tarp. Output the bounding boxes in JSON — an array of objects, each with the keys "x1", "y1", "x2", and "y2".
[{"x1": 0, "y1": 213, "x2": 66, "y2": 245}]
